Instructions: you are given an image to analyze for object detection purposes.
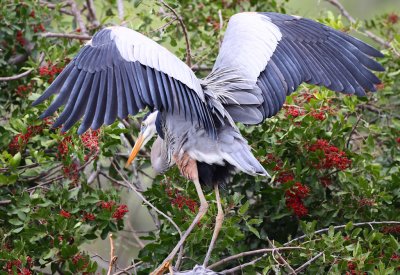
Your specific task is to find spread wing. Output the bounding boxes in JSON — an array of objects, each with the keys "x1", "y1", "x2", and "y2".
[
  {"x1": 33, "y1": 26, "x2": 216, "y2": 137},
  {"x1": 211, "y1": 12, "x2": 384, "y2": 122}
]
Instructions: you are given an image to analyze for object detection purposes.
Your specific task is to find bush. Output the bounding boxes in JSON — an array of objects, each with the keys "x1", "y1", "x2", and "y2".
[{"x1": 0, "y1": 0, "x2": 399, "y2": 274}]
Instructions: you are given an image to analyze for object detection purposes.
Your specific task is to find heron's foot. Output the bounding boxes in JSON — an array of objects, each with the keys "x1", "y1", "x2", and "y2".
[{"x1": 151, "y1": 260, "x2": 172, "y2": 275}]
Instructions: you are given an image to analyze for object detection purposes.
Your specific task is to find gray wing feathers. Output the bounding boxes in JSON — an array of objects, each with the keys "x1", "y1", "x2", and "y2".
[
  {"x1": 209, "y1": 12, "x2": 384, "y2": 123},
  {"x1": 218, "y1": 128, "x2": 268, "y2": 176},
  {"x1": 33, "y1": 27, "x2": 217, "y2": 137}
]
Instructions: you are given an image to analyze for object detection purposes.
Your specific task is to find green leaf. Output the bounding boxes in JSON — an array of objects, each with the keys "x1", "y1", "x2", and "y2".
[
  {"x1": 8, "y1": 218, "x2": 23, "y2": 226},
  {"x1": 238, "y1": 201, "x2": 250, "y2": 216}
]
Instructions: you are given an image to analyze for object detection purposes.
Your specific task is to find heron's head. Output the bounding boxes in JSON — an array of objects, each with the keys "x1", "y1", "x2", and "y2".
[{"x1": 125, "y1": 111, "x2": 158, "y2": 167}]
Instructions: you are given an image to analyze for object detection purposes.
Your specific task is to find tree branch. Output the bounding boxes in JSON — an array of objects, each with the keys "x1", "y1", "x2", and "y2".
[
  {"x1": 285, "y1": 221, "x2": 400, "y2": 245},
  {"x1": 0, "y1": 69, "x2": 33, "y2": 82},
  {"x1": 39, "y1": 0, "x2": 73, "y2": 15},
  {"x1": 112, "y1": 261, "x2": 143, "y2": 275},
  {"x1": 69, "y1": 0, "x2": 88, "y2": 35},
  {"x1": 41, "y1": 32, "x2": 92, "y2": 40},
  {"x1": 267, "y1": 238, "x2": 296, "y2": 274},
  {"x1": 110, "y1": 162, "x2": 183, "y2": 242},
  {"x1": 346, "y1": 115, "x2": 362, "y2": 149},
  {"x1": 159, "y1": 0, "x2": 192, "y2": 67},
  {"x1": 85, "y1": 0, "x2": 99, "y2": 27},
  {"x1": 208, "y1": 247, "x2": 304, "y2": 270},
  {"x1": 107, "y1": 234, "x2": 118, "y2": 275},
  {"x1": 117, "y1": 0, "x2": 125, "y2": 25},
  {"x1": 294, "y1": 252, "x2": 324, "y2": 273},
  {"x1": 325, "y1": 0, "x2": 392, "y2": 49}
]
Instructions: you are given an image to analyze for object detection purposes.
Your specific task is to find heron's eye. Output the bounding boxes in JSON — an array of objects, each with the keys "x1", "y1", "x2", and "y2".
[{"x1": 141, "y1": 122, "x2": 146, "y2": 128}]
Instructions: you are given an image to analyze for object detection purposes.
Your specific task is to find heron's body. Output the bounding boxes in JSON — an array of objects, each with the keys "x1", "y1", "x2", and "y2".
[
  {"x1": 33, "y1": 11, "x2": 384, "y2": 273},
  {"x1": 151, "y1": 111, "x2": 266, "y2": 186}
]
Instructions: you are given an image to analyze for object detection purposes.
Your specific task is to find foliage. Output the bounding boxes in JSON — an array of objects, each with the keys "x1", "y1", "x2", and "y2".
[{"x1": 0, "y1": 0, "x2": 399, "y2": 274}]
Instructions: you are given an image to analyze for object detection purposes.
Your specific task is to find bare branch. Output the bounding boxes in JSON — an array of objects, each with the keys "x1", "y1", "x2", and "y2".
[
  {"x1": 267, "y1": 238, "x2": 296, "y2": 274},
  {"x1": 159, "y1": 0, "x2": 192, "y2": 67},
  {"x1": 285, "y1": 221, "x2": 400, "y2": 245},
  {"x1": 294, "y1": 252, "x2": 324, "y2": 273},
  {"x1": 325, "y1": 0, "x2": 392, "y2": 49},
  {"x1": 69, "y1": 0, "x2": 88, "y2": 34},
  {"x1": 346, "y1": 115, "x2": 362, "y2": 148},
  {"x1": 86, "y1": 0, "x2": 100, "y2": 27},
  {"x1": 117, "y1": 0, "x2": 125, "y2": 25},
  {"x1": 112, "y1": 261, "x2": 143, "y2": 275},
  {"x1": 220, "y1": 255, "x2": 267, "y2": 274},
  {"x1": 107, "y1": 234, "x2": 118, "y2": 275},
  {"x1": 39, "y1": 0, "x2": 73, "y2": 15},
  {"x1": 111, "y1": 162, "x2": 183, "y2": 241},
  {"x1": 0, "y1": 200, "x2": 12, "y2": 205},
  {"x1": 208, "y1": 247, "x2": 305, "y2": 270},
  {"x1": 126, "y1": 220, "x2": 145, "y2": 249},
  {"x1": 0, "y1": 69, "x2": 33, "y2": 82},
  {"x1": 41, "y1": 32, "x2": 92, "y2": 40}
]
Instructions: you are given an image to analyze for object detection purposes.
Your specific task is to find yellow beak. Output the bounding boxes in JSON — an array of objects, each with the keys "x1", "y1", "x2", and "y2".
[{"x1": 125, "y1": 133, "x2": 145, "y2": 168}]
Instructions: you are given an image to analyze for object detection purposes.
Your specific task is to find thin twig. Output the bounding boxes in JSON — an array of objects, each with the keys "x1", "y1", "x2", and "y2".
[
  {"x1": 69, "y1": 0, "x2": 88, "y2": 35},
  {"x1": 0, "y1": 69, "x2": 33, "y2": 82},
  {"x1": 39, "y1": 0, "x2": 73, "y2": 15},
  {"x1": 126, "y1": 220, "x2": 145, "y2": 249},
  {"x1": 151, "y1": 19, "x2": 177, "y2": 34},
  {"x1": 267, "y1": 238, "x2": 296, "y2": 274},
  {"x1": 117, "y1": 0, "x2": 125, "y2": 25},
  {"x1": 346, "y1": 115, "x2": 362, "y2": 148},
  {"x1": 294, "y1": 252, "x2": 324, "y2": 273},
  {"x1": 0, "y1": 200, "x2": 12, "y2": 205},
  {"x1": 285, "y1": 221, "x2": 400, "y2": 245},
  {"x1": 325, "y1": 0, "x2": 392, "y2": 49},
  {"x1": 220, "y1": 255, "x2": 266, "y2": 274},
  {"x1": 159, "y1": 0, "x2": 191, "y2": 66},
  {"x1": 85, "y1": 0, "x2": 99, "y2": 27},
  {"x1": 208, "y1": 247, "x2": 304, "y2": 270},
  {"x1": 41, "y1": 32, "x2": 92, "y2": 40},
  {"x1": 111, "y1": 163, "x2": 183, "y2": 241},
  {"x1": 218, "y1": 9, "x2": 223, "y2": 47},
  {"x1": 107, "y1": 234, "x2": 118, "y2": 275},
  {"x1": 112, "y1": 261, "x2": 143, "y2": 275}
]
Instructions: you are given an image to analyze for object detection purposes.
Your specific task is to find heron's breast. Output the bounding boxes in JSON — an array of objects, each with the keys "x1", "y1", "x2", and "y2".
[{"x1": 173, "y1": 152, "x2": 198, "y2": 181}]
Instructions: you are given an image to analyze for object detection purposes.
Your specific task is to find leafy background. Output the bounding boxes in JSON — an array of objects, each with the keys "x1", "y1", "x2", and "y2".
[{"x1": 0, "y1": 0, "x2": 399, "y2": 274}]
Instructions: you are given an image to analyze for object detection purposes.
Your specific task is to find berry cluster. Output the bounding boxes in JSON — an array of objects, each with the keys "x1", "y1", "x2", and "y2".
[
  {"x1": 265, "y1": 155, "x2": 310, "y2": 217},
  {"x1": 9, "y1": 123, "x2": 48, "y2": 153},
  {"x1": 382, "y1": 225, "x2": 400, "y2": 235},
  {"x1": 163, "y1": 179, "x2": 198, "y2": 213},
  {"x1": 33, "y1": 23, "x2": 45, "y2": 33},
  {"x1": 285, "y1": 106, "x2": 304, "y2": 118},
  {"x1": 82, "y1": 212, "x2": 96, "y2": 222},
  {"x1": 71, "y1": 253, "x2": 89, "y2": 272},
  {"x1": 112, "y1": 205, "x2": 129, "y2": 220},
  {"x1": 39, "y1": 63, "x2": 64, "y2": 83},
  {"x1": 81, "y1": 129, "x2": 100, "y2": 154},
  {"x1": 357, "y1": 198, "x2": 375, "y2": 207},
  {"x1": 308, "y1": 139, "x2": 352, "y2": 170},
  {"x1": 3, "y1": 257, "x2": 33, "y2": 275},
  {"x1": 62, "y1": 162, "x2": 79, "y2": 183},
  {"x1": 16, "y1": 81, "x2": 34, "y2": 97},
  {"x1": 16, "y1": 30, "x2": 26, "y2": 47},
  {"x1": 285, "y1": 182, "x2": 310, "y2": 217},
  {"x1": 59, "y1": 209, "x2": 71, "y2": 218},
  {"x1": 57, "y1": 136, "x2": 72, "y2": 159},
  {"x1": 388, "y1": 13, "x2": 399, "y2": 24},
  {"x1": 99, "y1": 201, "x2": 129, "y2": 220},
  {"x1": 319, "y1": 176, "x2": 332, "y2": 187}
]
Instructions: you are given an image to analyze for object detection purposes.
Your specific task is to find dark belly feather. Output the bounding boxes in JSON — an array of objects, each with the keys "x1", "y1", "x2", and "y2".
[{"x1": 197, "y1": 161, "x2": 236, "y2": 188}]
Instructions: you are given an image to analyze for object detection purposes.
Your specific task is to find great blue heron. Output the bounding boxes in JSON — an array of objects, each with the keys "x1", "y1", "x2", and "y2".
[{"x1": 33, "y1": 12, "x2": 384, "y2": 273}]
